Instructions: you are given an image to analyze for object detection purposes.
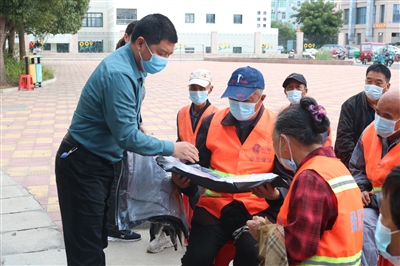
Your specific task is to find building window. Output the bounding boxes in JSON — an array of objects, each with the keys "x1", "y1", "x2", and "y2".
[
  {"x1": 373, "y1": 5, "x2": 376, "y2": 23},
  {"x1": 43, "y1": 43, "x2": 51, "y2": 50},
  {"x1": 206, "y1": 14, "x2": 215, "y2": 23},
  {"x1": 233, "y1": 47, "x2": 242, "y2": 53},
  {"x1": 263, "y1": 24, "x2": 267, "y2": 27},
  {"x1": 257, "y1": 17, "x2": 261, "y2": 21},
  {"x1": 205, "y1": 46, "x2": 211, "y2": 53},
  {"x1": 271, "y1": 13, "x2": 276, "y2": 20},
  {"x1": 393, "y1": 4, "x2": 400, "y2": 23},
  {"x1": 380, "y1": 5, "x2": 385, "y2": 23},
  {"x1": 297, "y1": 1, "x2": 301, "y2": 7},
  {"x1": 257, "y1": 24, "x2": 260, "y2": 27},
  {"x1": 263, "y1": 17, "x2": 267, "y2": 21},
  {"x1": 272, "y1": 2, "x2": 275, "y2": 8},
  {"x1": 282, "y1": 12, "x2": 286, "y2": 19},
  {"x1": 57, "y1": 43, "x2": 69, "y2": 53},
  {"x1": 82, "y1": 12, "x2": 103, "y2": 27},
  {"x1": 357, "y1": 33, "x2": 361, "y2": 45},
  {"x1": 279, "y1": 0, "x2": 286, "y2": 8},
  {"x1": 356, "y1": 7, "x2": 366, "y2": 24},
  {"x1": 233, "y1": 14, "x2": 242, "y2": 24},
  {"x1": 346, "y1": 33, "x2": 349, "y2": 45},
  {"x1": 116, "y1": 9, "x2": 137, "y2": 25},
  {"x1": 257, "y1": 11, "x2": 261, "y2": 15},
  {"x1": 185, "y1": 47, "x2": 195, "y2": 53},
  {"x1": 263, "y1": 11, "x2": 267, "y2": 15},
  {"x1": 344, "y1": 9, "x2": 349, "y2": 24},
  {"x1": 185, "y1": 13, "x2": 195, "y2": 23}
]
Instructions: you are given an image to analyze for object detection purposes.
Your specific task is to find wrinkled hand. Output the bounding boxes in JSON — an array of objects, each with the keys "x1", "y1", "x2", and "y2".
[
  {"x1": 171, "y1": 172, "x2": 191, "y2": 189},
  {"x1": 251, "y1": 183, "x2": 280, "y2": 200},
  {"x1": 246, "y1": 216, "x2": 268, "y2": 241},
  {"x1": 139, "y1": 125, "x2": 147, "y2": 134},
  {"x1": 361, "y1": 190, "x2": 374, "y2": 207},
  {"x1": 172, "y1": 142, "x2": 199, "y2": 163}
]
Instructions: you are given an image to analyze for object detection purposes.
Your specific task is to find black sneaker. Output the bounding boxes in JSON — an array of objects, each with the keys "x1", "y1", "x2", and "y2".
[{"x1": 107, "y1": 230, "x2": 142, "y2": 242}]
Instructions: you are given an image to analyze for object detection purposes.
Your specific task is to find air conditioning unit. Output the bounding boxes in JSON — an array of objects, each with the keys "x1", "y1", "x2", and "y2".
[{"x1": 271, "y1": 9, "x2": 274, "y2": 12}]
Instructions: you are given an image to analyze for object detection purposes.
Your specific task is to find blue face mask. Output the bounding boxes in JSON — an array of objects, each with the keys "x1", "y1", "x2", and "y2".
[
  {"x1": 278, "y1": 136, "x2": 297, "y2": 172},
  {"x1": 229, "y1": 99, "x2": 259, "y2": 121},
  {"x1": 374, "y1": 214, "x2": 400, "y2": 265},
  {"x1": 374, "y1": 113, "x2": 399, "y2": 138},
  {"x1": 364, "y1": 84, "x2": 383, "y2": 101},
  {"x1": 189, "y1": 91, "x2": 208, "y2": 105},
  {"x1": 139, "y1": 42, "x2": 168, "y2": 74},
  {"x1": 286, "y1": 90, "x2": 302, "y2": 104}
]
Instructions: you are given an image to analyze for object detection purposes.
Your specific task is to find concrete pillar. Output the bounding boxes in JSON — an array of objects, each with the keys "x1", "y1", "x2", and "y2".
[
  {"x1": 365, "y1": 0, "x2": 374, "y2": 42},
  {"x1": 71, "y1": 34, "x2": 78, "y2": 53},
  {"x1": 338, "y1": 32, "x2": 346, "y2": 47},
  {"x1": 24, "y1": 33, "x2": 30, "y2": 55},
  {"x1": 254, "y1": 32, "x2": 262, "y2": 55},
  {"x1": 296, "y1": 31, "x2": 304, "y2": 58},
  {"x1": 211, "y1": 31, "x2": 218, "y2": 54},
  {"x1": 348, "y1": 0, "x2": 356, "y2": 43}
]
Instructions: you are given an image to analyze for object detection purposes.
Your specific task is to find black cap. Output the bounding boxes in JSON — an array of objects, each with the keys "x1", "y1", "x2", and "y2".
[{"x1": 282, "y1": 73, "x2": 307, "y2": 89}]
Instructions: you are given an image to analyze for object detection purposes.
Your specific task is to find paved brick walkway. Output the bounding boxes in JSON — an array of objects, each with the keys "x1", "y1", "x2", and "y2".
[{"x1": 1, "y1": 59, "x2": 399, "y2": 229}]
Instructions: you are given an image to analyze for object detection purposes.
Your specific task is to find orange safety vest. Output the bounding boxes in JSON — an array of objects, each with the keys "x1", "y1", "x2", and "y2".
[
  {"x1": 277, "y1": 156, "x2": 363, "y2": 265},
  {"x1": 177, "y1": 104, "x2": 219, "y2": 145},
  {"x1": 361, "y1": 122, "x2": 400, "y2": 192},
  {"x1": 196, "y1": 107, "x2": 277, "y2": 219}
]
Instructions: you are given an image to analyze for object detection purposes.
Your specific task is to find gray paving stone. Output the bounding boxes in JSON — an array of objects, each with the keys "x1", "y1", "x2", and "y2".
[
  {"x1": 1, "y1": 227, "x2": 64, "y2": 256},
  {"x1": 1, "y1": 172, "x2": 17, "y2": 187},
  {"x1": 0, "y1": 196, "x2": 42, "y2": 214},
  {"x1": 1, "y1": 210, "x2": 56, "y2": 232},
  {"x1": 2, "y1": 248, "x2": 67, "y2": 265},
  {"x1": 1, "y1": 185, "x2": 29, "y2": 199}
]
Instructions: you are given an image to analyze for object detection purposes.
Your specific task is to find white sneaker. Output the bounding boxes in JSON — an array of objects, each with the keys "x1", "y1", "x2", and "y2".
[{"x1": 147, "y1": 231, "x2": 174, "y2": 253}]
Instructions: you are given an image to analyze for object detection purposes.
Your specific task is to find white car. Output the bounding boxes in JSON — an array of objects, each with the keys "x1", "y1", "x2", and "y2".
[{"x1": 388, "y1": 45, "x2": 400, "y2": 54}]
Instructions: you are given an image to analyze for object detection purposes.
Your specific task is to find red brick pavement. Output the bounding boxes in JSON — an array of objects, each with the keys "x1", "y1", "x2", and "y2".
[{"x1": 1, "y1": 59, "x2": 399, "y2": 228}]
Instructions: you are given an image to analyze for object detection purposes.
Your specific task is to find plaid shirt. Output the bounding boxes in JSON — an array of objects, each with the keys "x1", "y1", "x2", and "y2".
[{"x1": 284, "y1": 146, "x2": 339, "y2": 265}]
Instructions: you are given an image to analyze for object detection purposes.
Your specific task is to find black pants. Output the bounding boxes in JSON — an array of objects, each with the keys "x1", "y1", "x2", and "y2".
[
  {"x1": 106, "y1": 172, "x2": 120, "y2": 231},
  {"x1": 55, "y1": 138, "x2": 123, "y2": 265},
  {"x1": 181, "y1": 202, "x2": 260, "y2": 266}
]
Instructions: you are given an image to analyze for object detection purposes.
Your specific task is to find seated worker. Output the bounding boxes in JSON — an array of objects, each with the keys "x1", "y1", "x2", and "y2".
[
  {"x1": 247, "y1": 97, "x2": 363, "y2": 265},
  {"x1": 280, "y1": 73, "x2": 332, "y2": 146},
  {"x1": 350, "y1": 89, "x2": 400, "y2": 266},
  {"x1": 147, "y1": 68, "x2": 218, "y2": 253},
  {"x1": 376, "y1": 165, "x2": 400, "y2": 266},
  {"x1": 335, "y1": 64, "x2": 391, "y2": 168},
  {"x1": 176, "y1": 66, "x2": 293, "y2": 266}
]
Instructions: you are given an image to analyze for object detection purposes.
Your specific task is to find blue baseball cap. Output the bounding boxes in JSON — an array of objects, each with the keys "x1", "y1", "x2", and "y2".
[{"x1": 221, "y1": 66, "x2": 265, "y2": 101}]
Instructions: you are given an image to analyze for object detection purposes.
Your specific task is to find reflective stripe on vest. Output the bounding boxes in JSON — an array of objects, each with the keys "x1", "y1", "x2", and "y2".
[
  {"x1": 277, "y1": 156, "x2": 363, "y2": 265},
  {"x1": 361, "y1": 122, "x2": 400, "y2": 192},
  {"x1": 177, "y1": 104, "x2": 218, "y2": 145},
  {"x1": 300, "y1": 250, "x2": 362, "y2": 266},
  {"x1": 196, "y1": 107, "x2": 277, "y2": 219}
]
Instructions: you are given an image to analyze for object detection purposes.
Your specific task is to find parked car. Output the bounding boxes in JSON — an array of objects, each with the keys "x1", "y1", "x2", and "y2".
[
  {"x1": 345, "y1": 46, "x2": 360, "y2": 59},
  {"x1": 387, "y1": 45, "x2": 400, "y2": 55},
  {"x1": 277, "y1": 45, "x2": 285, "y2": 53},
  {"x1": 319, "y1": 44, "x2": 348, "y2": 55}
]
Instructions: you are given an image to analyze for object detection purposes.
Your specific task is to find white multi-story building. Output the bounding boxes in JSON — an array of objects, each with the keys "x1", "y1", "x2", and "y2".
[{"x1": 31, "y1": 0, "x2": 279, "y2": 55}]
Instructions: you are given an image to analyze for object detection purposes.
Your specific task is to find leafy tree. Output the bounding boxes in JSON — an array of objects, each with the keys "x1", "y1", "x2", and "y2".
[
  {"x1": 292, "y1": 0, "x2": 344, "y2": 47},
  {"x1": 0, "y1": 0, "x2": 90, "y2": 84},
  {"x1": 271, "y1": 21, "x2": 296, "y2": 50}
]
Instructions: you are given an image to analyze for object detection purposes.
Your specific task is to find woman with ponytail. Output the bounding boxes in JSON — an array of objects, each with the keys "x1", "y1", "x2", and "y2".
[{"x1": 248, "y1": 97, "x2": 363, "y2": 265}]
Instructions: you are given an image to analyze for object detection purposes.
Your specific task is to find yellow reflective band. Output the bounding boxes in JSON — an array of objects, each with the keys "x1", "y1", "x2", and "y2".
[
  {"x1": 204, "y1": 189, "x2": 222, "y2": 198},
  {"x1": 212, "y1": 168, "x2": 250, "y2": 178},
  {"x1": 373, "y1": 187, "x2": 382, "y2": 193},
  {"x1": 327, "y1": 175, "x2": 358, "y2": 194},
  {"x1": 300, "y1": 250, "x2": 362, "y2": 265}
]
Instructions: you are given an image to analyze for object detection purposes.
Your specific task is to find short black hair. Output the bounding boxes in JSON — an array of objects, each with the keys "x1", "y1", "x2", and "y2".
[
  {"x1": 366, "y1": 64, "x2": 391, "y2": 83},
  {"x1": 382, "y1": 165, "x2": 400, "y2": 229},
  {"x1": 131, "y1": 13, "x2": 178, "y2": 45},
  {"x1": 275, "y1": 97, "x2": 330, "y2": 145}
]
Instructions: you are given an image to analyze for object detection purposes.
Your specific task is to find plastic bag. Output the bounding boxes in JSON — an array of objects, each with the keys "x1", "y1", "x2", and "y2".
[{"x1": 116, "y1": 152, "x2": 189, "y2": 242}]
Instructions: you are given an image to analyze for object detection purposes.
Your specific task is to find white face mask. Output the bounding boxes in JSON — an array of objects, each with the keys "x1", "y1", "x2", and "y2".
[
  {"x1": 374, "y1": 214, "x2": 400, "y2": 265},
  {"x1": 374, "y1": 113, "x2": 400, "y2": 138},
  {"x1": 286, "y1": 90, "x2": 302, "y2": 104},
  {"x1": 364, "y1": 84, "x2": 383, "y2": 101},
  {"x1": 229, "y1": 98, "x2": 261, "y2": 121},
  {"x1": 278, "y1": 136, "x2": 297, "y2": 172}
]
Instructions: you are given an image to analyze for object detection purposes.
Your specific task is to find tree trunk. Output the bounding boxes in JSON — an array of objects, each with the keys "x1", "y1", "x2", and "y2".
[
  {"x1": 0, "y1": 16, "x2": 7, "y2": 84},
  {"x1": 18, "y1": 24, "x2": 26, "y2": 60},
  {"x1": 7, "y1": 20, "x2": 16, "y2": 57}
]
